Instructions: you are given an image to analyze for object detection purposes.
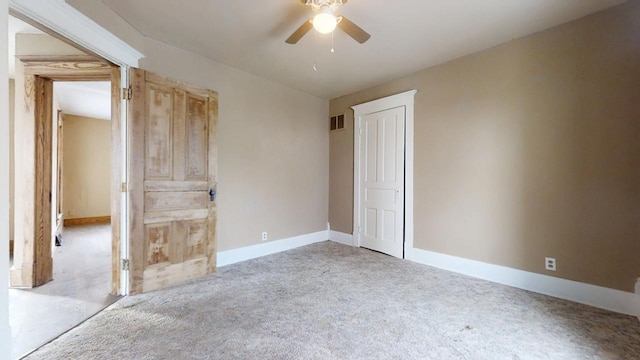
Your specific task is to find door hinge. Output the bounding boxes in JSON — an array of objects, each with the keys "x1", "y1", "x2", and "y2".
[
  {"x1": 121, "y1": 259, "x2": 130, "y2": 271},
  {"x1": 121, "y1": 87, "x2": 132, "y2": 100},
  {"x1": 121, "y1": 182, "x2": 127, "y2": 192}
]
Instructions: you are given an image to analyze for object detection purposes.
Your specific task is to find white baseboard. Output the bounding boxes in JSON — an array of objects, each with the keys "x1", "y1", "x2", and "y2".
[
  {"x1": 412, "y1": 248, "x2": 640, "y2": 318},
  {"x1": 217, "y1": 230, "x2": 329, "y2": 267},
  {"x1": 329, "y1": 230, "x2": 354, "y2": 246}
]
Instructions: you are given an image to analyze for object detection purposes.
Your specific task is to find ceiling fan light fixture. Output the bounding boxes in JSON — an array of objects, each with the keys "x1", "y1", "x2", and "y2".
[{"x1": 312, "y1": 7, "x2": 337, "y2": 34}]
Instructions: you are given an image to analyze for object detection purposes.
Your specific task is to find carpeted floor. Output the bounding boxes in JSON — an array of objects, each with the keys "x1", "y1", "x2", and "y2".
[{"x1": 24, "y1": 241, "x2": 640, "y2": 360}]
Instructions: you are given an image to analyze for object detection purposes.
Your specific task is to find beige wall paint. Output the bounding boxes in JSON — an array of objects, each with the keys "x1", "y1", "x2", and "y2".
[
  {"x1": 68, "y1": 0, "x2": 330, "y2": 252},
  {"x1": 61, "y1": 115, "x2": 111, "y2": 219},
  {"x1": 330, "y1": 2, "x2": 640, "y2": 292},
  {"x1": 15, "y1": 33, "x2": 86, "y2": 58},
  {"x1": 328, "y1": 116, "x2": 353, "y2": 233},
  {"x1": 8, "y1": 79, "x2": 14, "y2": 241}
]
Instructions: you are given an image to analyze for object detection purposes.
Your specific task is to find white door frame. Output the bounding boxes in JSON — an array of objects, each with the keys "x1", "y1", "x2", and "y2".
[
  {"x1": 352, "y1": 90, "x2": 417, "y2": 260},
  {"x1": 1, "y1": 4, "x2": 11, "y2": 358},
  {"x1": 8, "y1": 0, "x2": 143, "y2": 295}
]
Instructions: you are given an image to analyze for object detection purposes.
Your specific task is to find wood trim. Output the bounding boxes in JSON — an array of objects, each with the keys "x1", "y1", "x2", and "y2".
[
  {"x1": 128, "y1": 67, "x2": 146, "y2": 295},
  {"x1": 64, "y1": 216, "x2": 111, "y2": 226},
  {"x1": 9, "y1": 73, "x2": 37, "y2": 288},
  {"x1": 33, "y1": 76, "x2": 54, "y2": 286},
  {"x1": 8, "y1": 75, "x2": 55, "y2": 287},
  {"x1": 11, "y1": 57, "x2": 122, "y2": 293},
  {"x1": 206, "y1": 91, "x2": 218, "y2": 272},
  {"x1": 16, "y1": 55, "x2": 101, "y2": 63},
  {"x1": 25, "y1": 61, "x2": 111, "y2": 81},
  {"x1": 19, "y1": 58, "x2": 112, "y2": 81},
  {"x1": 110, "y1": 66, "x2": 121, "y2": 295}
]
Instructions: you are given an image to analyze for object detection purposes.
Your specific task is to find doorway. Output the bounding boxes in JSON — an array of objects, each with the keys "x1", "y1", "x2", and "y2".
[
  {"x1": 7, "y1": 17, "x2": 123, "y2": 359},
  {"x1": 352, "y1": 90, "x2": 417, "y2": 260},
  {"x1": 9, "y1": 50, "x2": 123, "y2": 292}
]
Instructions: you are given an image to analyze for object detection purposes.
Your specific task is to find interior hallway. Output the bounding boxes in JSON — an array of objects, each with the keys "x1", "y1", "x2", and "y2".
[{"x1": 9, "y1": 224, "x2": 119, "y2": 359}]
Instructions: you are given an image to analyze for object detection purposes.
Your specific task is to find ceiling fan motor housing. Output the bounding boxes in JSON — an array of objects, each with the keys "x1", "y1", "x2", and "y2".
[{"x1": 304, "y1": 0, "x2": 346, "y2": 13}]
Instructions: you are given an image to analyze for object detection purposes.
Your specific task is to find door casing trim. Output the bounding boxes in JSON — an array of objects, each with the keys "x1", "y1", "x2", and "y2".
[
  {"x1": 9, "y1": 58, "x2": 123, "y2": 294},
  {"x1": 9, "y1": 0, "x2": 144, "y2": 295},
  {"x1": 8, "y1": 0, "x2": 143, "y2": 67}
]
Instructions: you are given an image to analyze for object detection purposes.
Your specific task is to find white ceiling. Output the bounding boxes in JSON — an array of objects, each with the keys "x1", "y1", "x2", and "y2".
[
  {"x1": 99, "y1": 0, "x2": 625, "y2": 99},
  {"x1": 8, "y1": 17, "x2": 111, "y2": 121},
  {"x1": 54, "y1": 81, "x2": 111, "y2": 121}
]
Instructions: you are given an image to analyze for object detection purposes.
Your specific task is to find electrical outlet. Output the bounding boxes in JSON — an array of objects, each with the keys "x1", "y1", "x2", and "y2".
[
  {"x1": 545, "y1": 257, "x2": 557, "y2": 271},
  {"x1": 261, "y1": 232, "x2": 268, "y2": 241}
]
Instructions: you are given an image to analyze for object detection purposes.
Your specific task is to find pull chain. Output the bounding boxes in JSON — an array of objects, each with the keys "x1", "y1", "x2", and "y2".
[
  {"x1": 313, "y1": 29, "x2": 319, "y2": 71},
  {"x1": 331, "y1": 31, "x2": 335, "y2": 53}
]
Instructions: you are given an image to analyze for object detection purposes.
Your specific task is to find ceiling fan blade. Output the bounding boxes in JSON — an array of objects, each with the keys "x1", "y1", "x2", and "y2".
[
  {"x1": 285, "y1": 20, "x2": 313, "y2": 44},
  {"x1": 337, "y1": 16, "x2": 370, "y2": 44}
]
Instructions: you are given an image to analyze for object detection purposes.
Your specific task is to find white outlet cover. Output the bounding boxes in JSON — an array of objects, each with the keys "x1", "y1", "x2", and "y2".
[
  {"x1": 261, "y1": 232, "x2": 268, "y2": 241},
  {"x1": 545, "y1": 257, "x2": 556, "y2": 271}
]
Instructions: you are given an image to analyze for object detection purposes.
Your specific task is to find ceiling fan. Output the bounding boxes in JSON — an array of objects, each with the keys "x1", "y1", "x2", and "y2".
[{"x1": 285, "y1": 0, "x2": 371, "y2": 45}]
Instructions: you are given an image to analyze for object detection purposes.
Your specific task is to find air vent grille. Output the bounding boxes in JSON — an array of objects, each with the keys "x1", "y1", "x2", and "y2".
[{"x1": 330, "y1": 114, "x2": 345, "y2": 131}]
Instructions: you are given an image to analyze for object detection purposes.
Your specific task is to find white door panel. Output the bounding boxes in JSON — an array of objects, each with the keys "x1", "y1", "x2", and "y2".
[{"x1": 358, "y1": 106, "x2": 405, "y2": 258}]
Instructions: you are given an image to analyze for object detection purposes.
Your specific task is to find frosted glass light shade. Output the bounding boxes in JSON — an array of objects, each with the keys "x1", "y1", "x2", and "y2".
[{"x1": 313, "y1": 12, "x2": 337, "y2": 34}]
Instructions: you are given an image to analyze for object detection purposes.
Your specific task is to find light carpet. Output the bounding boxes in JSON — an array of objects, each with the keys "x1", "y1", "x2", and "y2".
[{"x1": 24, "y1": 241, "x2": 640, "y2": 359}]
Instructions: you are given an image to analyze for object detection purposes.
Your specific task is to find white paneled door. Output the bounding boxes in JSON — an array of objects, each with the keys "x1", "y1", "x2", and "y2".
[{"x1": 358, "y1": 106, "x2": 405, "y2": 258}]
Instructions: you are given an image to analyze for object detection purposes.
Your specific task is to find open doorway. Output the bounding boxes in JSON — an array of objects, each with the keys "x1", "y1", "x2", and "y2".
[{"x1": 8, "y1": 16, "x2": 121, "y2": 359}]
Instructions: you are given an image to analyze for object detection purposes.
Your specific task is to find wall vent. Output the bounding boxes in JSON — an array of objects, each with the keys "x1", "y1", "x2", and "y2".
[{"x1": 330, "y1": 114, "x2": 345, "y2": 131}]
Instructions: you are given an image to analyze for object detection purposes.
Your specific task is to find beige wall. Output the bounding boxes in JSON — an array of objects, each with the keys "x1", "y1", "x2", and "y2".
[
  {"x1": 69, "y1": 0, "x2": 330, "y2": 252},
  {"x1": 15, "y1": 33, "x2": 86, "y2": 57},
  {"x1": 328, "y1": 114, "x2": 353, "y2": 233},
  {"x1": 62, "y1": 115, "x2": 111, "y2": 219},
  {"x1": 8, "y1": 79, "x2": 14, "y2": 241},
  {"x1": 330, "y1": 2, "x2": 640, "y2": 292}
]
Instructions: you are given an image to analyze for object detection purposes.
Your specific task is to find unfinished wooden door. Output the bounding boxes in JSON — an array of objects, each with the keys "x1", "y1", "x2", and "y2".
[{"x1": 129, "y1": 68, "x2": 218, "y2": 294}]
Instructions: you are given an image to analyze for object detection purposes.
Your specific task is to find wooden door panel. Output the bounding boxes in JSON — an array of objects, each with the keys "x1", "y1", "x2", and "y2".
[
  {"x1": 143, "y1": 257, "x2": 208, "y2": 293},
  {"x1": 186, "y1": 94, "x2": 209, "y2": 180},
  {"x1": 145, "y1": 84, "x2": 174, "y2": 180},
  {"x1": 144, "y1": 191, "x2": 207, "y2": 212},
  {"x1": 143, "y1": 208, "x2": 210, "y2": 225},
  {"x1": 129, "y1": 68, "x2": 218, "y2": 294},
  {"x1": 144, "y1": 180, "x2": 209, "y2": 192},
  {"x1": 185, "y1": 219, "x2": 207, "y2": 252},
  {"x1": 145, "y1": 223, "x2": 171, "y2": 265},
  {"x1": 144, "y1": 219, "x2": 207, "y2": 266}
]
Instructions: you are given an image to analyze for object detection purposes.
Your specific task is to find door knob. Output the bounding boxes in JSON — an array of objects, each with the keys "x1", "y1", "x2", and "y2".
[{"x1": 209, "y1": 188, "x2": 217, "y2": 202}]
